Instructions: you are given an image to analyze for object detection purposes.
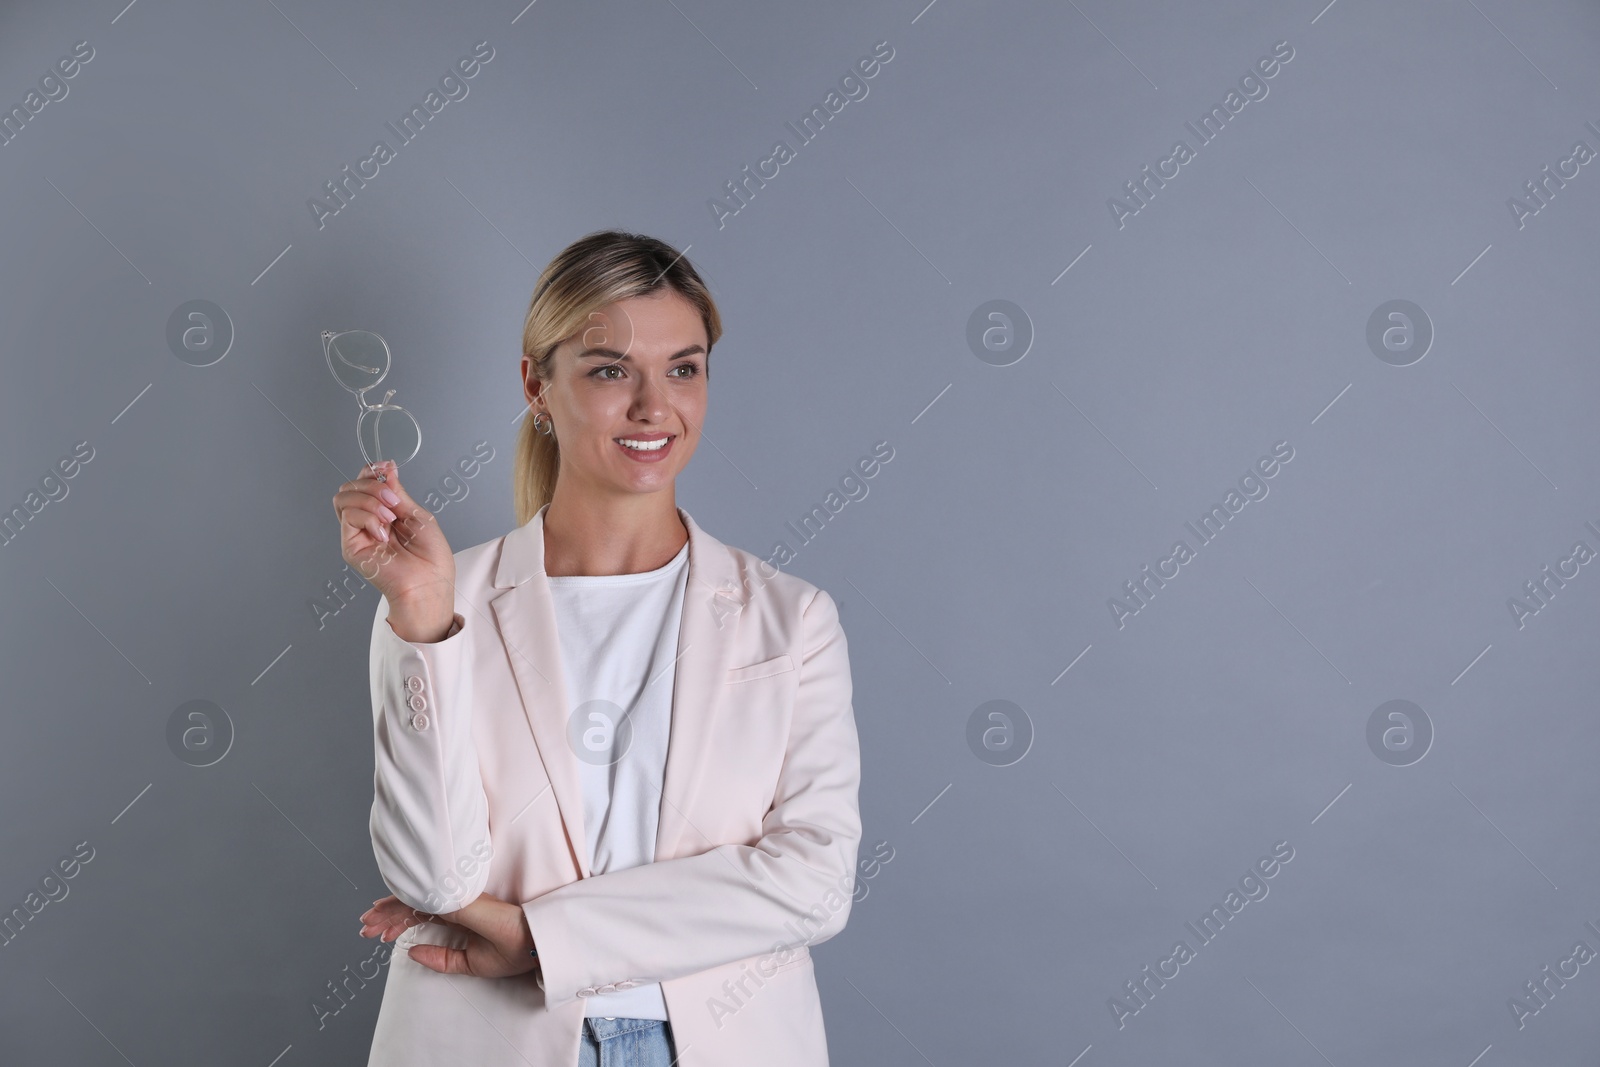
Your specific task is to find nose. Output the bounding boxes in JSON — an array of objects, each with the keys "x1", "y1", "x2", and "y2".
[{"x1": 629, "y1": 378, "x2": 670, "y2": 423}]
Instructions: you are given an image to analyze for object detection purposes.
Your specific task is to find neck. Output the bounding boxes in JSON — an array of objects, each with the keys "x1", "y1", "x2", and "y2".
[{"x1": 541, "y1": 489, "x2": 687, "y2": 577}]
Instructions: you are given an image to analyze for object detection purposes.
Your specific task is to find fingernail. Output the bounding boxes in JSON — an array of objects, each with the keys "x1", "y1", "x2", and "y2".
[
  {"x1": 380, "y1": 488, "x2": 399, "y2": 505},
  {"x1": 378, "y1": 526, "x2": 389, "y2": 542}
]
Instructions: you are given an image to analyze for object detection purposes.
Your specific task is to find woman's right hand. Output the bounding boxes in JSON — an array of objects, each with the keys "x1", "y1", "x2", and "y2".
[
  {"x1": 359, "y1": 893, "x2": 539, "y2": 980},
  {"x1": 333, "y1": 460, "x2": 457, "y2": 639}
]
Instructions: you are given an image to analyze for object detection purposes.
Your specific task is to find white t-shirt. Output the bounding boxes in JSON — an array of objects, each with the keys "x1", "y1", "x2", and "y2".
[{"x1": 545, "y1": 534, "x2": 690, "y2": 1021}]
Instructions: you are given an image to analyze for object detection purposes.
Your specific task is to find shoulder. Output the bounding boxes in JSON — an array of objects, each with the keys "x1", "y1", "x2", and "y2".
[
  {"x1": 452, "y1": 532, "x2": 503, "y2": 577},
  {"x1": 727, "y1": 542, "x2": 811, "y2": 596},
  {"x1": 719, "y1": 541, "x2": 841, "y2": 636},
  {"x1": 405, "y1": 530, "x2": 504, "y2": 604}
]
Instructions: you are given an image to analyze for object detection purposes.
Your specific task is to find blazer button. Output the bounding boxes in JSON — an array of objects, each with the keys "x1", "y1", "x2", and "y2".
[
  {"x1": 615, "y1": 980, "x2": 637, "y2": 989},
  {"x1": 576, "y1": 987, "x2": 595, "y2": 997},
  {"x1": 410, "y1": 712, "x2": 430, "y2": 731},
  {"x1": 405, "y1": 675, "x2": 425, "y2": 694},
  {"x1": 407, "y1": 693, "x2": 428, "y2": 713},
  {"x1": 597, "y1": 983, "x2": 617, "y2": 994}
]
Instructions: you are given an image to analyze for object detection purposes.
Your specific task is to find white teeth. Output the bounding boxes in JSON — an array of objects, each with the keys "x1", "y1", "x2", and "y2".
[{"x1": 617, "y1": 437, "x2": 670, "y2": 451}]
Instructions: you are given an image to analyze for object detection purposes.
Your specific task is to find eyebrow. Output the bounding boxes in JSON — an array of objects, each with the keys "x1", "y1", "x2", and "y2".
[{"x1": 575, "y1": 345, "x2": 706, "y2": 362}]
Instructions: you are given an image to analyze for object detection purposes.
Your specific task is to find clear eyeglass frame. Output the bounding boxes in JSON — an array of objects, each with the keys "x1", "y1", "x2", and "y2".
[{"x1": 322, "y1": 329, "x2": 422, "y2": 483}]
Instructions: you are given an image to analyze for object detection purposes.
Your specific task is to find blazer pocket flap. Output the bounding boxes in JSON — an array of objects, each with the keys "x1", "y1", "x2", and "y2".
[{"x1": 725, "y1": 654, "x2": 795, "y2": 684}]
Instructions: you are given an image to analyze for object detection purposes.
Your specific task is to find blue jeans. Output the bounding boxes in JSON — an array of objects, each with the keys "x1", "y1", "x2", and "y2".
[{"x1": 577, "y1": 1016, "x2": 678, "y2": 1067}]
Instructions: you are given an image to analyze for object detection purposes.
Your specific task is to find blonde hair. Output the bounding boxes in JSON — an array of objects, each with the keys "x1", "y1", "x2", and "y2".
[{"x1": 513, "y1": 230, "x2": 723, "y2": 526}]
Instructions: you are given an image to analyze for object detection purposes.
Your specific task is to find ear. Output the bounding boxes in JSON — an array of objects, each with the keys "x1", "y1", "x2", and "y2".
[{"x1": 521, "y1": 356, "x2": 540, "y2": 407}]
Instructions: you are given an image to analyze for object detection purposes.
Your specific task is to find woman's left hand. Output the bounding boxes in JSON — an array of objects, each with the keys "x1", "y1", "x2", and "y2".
[{"x1": 359, "y1": 893, "x2": 540, "y2": 980}]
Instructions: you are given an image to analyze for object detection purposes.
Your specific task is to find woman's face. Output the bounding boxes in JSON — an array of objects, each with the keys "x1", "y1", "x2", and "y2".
[{"x1": 524, "y1": 290, "x2": 708, "y2": 501}]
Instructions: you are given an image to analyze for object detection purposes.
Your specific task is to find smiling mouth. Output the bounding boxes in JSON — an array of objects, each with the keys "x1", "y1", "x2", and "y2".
[{"x1": 615, "y1": 434, "x2": 675, "y2": 452}]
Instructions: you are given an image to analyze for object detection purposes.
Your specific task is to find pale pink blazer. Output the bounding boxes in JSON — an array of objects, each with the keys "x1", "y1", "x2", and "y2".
[{"x1": 364, "y1": 506, "x2": 862, "y2": 1067}]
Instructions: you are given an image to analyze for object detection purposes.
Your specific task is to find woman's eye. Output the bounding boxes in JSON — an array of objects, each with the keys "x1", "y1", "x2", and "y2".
[{"x1": 590, "y1": 363, "x2": 699, "y2": 380}]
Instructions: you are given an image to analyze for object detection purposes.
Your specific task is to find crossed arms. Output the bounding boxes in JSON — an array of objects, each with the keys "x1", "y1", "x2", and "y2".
[{"x1": 367, "y1": 587, "x2": 862, "y2": 1008}]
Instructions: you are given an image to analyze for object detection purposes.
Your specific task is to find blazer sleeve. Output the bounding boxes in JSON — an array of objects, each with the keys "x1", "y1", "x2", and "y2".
[
  {"x1": 368, "y1": 596, "x2": 493, "y2": 914},
  {"x1": 521, "y1": 587, "x2": 863, "y2": 1007}
]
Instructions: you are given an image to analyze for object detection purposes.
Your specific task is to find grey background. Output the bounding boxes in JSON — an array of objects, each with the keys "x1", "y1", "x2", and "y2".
[{"x1": 2, "y1": 0, "x2": 1597, "y2": 1063}]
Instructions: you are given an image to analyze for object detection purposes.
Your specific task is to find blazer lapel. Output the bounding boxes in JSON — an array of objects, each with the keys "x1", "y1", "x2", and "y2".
[
  {"x1": 655, "y1": 509, "x2": 746, "y2": 861},
  {"x1": 490, "y1": 507, "x2": 589, "y2": 878},
  {"x1": 489, "y1": 504, "x2": 749, "y2": 879}
]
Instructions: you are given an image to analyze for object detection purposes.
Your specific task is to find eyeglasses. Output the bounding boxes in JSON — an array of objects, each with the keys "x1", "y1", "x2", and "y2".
[{"x1": 322, "y1": 330, "x2": 422, "y2": 483}]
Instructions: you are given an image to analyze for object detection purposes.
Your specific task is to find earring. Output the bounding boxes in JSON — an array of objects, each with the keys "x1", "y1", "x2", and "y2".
[{"x1": 532, "y1": 410, "x2": 554, "y2": 436}]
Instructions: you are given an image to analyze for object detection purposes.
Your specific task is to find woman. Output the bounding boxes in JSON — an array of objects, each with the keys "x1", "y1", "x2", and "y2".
[{"x1": 332, "y1": 231, "x2": 862, "y2": 1067}]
